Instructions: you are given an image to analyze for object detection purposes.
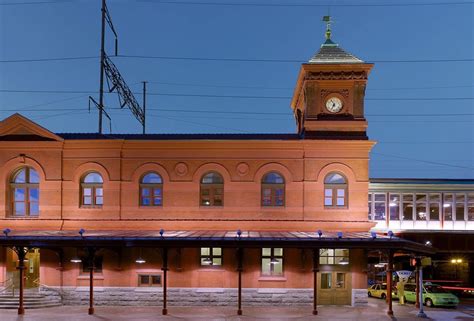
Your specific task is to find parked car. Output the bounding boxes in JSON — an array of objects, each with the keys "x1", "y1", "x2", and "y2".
[
  {"x1": 368, "y1": 284, "x2": 398, "y2": 299},
  {"x1": 403, "y1": 283, "x2": 459, "y2": 307}
]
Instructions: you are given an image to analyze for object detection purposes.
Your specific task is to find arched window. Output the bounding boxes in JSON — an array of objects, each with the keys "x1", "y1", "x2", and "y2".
[
  {"x1": 324, "y1": 173, "x2": 347, "y2": 208},
  {"x1": 200, "y1": 172, "x2": 224, "y2": 206},
  {"x1": 261, "y1": 172, "x2": 285, "y2": 207},
  {"x1": 81, "y1": 172, "x2": 103, "y2": 207},
  {"x1": 140, "y1": 172, "x2": 163, "y2": 206},
  {"x1": 10, "y1": 167, "x2": 39, "y2": 217}
]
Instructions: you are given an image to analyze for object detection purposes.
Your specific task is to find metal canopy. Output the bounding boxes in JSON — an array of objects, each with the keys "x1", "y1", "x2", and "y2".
[{"x1": 0, "y1": 230, "x2": 434, "y2": 254}]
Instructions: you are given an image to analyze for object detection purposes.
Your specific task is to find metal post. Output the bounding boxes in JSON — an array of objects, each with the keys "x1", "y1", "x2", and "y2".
[
  {"x1": 415, "y1": 265, "x2": 420, "y2": 308},
  {"x1": 98, "y1": 0, "x2": 106, "y2": 134},
  {"x1": 16, "y1": 247, "x2": 26, "y2": 315},
  {"x1": 386, "y1": 250, "x2": 393, "y2": 316},
  {"x1": 142, "y1": 81, "x2": 147, "y2": 134},
  {"x1": 88, "y1": 248, "x2": 95, "y2": 315},
  {"x1": 237, "y1": 248, "x2": 243, "y2": 315},
  {"x1": 162, "y1": 248, "x2": 168, "y2": 315},
  {"x1": 417, "y1": 266, "x2": 427, "y2": 318},
  {"x1": 312, "y1": 249, "x2": 319, "y2": 315}
]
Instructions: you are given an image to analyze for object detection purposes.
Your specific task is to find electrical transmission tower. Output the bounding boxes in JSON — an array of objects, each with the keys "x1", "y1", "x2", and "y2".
[{"x1": 90, "y1": 0, "x2": 146, "y2": 134}]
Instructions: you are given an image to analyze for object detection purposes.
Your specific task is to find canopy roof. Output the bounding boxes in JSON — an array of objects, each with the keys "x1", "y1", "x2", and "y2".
[{"x1": 0, "y1": 230, "x2": 434, "y2": 254}]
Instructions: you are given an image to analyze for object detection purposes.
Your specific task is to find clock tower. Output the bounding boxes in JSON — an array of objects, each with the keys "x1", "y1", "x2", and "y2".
[{"x1": 291, "y1": 16, "x2": 374, "y2": 139}]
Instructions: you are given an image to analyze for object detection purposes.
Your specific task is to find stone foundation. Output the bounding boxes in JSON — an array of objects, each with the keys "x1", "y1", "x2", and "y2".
[{"x1": 39, "y1": 286, "x2": 316, "y2": 306}]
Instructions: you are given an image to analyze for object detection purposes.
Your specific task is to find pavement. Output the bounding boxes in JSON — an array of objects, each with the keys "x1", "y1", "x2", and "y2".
[{"x1": 0, "y1": 298, "x2": 473, "y2": 321}]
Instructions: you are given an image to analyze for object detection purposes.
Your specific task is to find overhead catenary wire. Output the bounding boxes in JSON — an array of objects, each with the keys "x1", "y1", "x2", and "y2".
[
  {"x1": 1, "y1": 0, "x2": 473, "y2": 7},
  {"x1": 1, "y1": 89, "x2": 474, "y2": 101},
  {"x1": 1, "y1": 55, "x2": 473, "y2": 64}
]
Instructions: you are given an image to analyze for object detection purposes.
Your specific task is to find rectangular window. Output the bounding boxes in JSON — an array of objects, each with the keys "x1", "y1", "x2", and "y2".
[
  {"x1": 138, "y1": 274, "x2": 162, "y2": 287},
  {"x1": 429, "y1": 194, "x2": 440, "y2": 221},
  {"x1": 324, "y1": 189, "x2": 333, "y2": 206},
  {"x1": 336, "y1": 273, "x2": 346, "y2": 289},
  {"x1": 402, "y1": 194, "x2": 414, "y2": 221},
  {"x1": 468, "y1": 193, "x2": 474, "y2": 221},
  {"x1": 319, "y1": 248, "x2": 349, "y2": 265},
  {"x1": 261, "y1": 248, "x2": 283, "y2": 276},
  {"x1": 416, "y1": 194, "x2": 427, "y2": 221},
  {"x1": 200, "y1": 247, "x2": 223, "y2": 266},
  {"x1": 456, "y1": 194, "x2": 465, "y2": 221},
  {"x1": 374, "y1": 193, "x2": 386, "y2": 221},
  {"x1": 389, "y1": 194, "x2": 400, "y2": 221},
  {"x1": 321, "y1": 273, "x2": 332, "y2": 289},
  {"x1": 444, "y1": 194, "x2": 453, "y2": 221}
]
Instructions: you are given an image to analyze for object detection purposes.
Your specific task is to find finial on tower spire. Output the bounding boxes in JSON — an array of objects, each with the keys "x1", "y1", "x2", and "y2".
[
  {"x1": 321, "y1": 15, "x2": 337, "y2": 47},
  {"x1": 322, "y1": 15, "x2": 332, "y2": 40}
]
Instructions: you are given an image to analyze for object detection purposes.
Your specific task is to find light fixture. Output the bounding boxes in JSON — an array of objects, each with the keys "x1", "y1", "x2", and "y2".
[
  {"x1": 451, "y1": 259, "x2": 457, "y2": 264},
  {"x1": 337, "y1": 232, "x2": 343, "y2": 239},
  {"x1": 135, "y1": 257, "x2": 146, "y2": 264},
  {"x1": 317, "y1": 230, "x2": 323, "y2": 238},
  {"x1": 270, "y1": 258, "x2": 280, "y2": 265},
  {"x1": 387, "y1": 230, "x2": 394, "y2": 239},
  {"x1": 425, "y1": 241, "x2": 432, "y2": 246},
  {"x1": 339, "y1": 257, "x2": 349, "y2": 265},
  {"x1": 443, "y1": 203, "x2": 451, "y2": 208},
  {"x1": 71, "y1": 256, "x2": 82, "y2": 263},
  {"x1": 371, "y1": 232, "x2": 377, "y2": 239},
  {"x1": 135, "y1": 248, "x2": 146, "y2": 264},
  {"x1": 71, "y1": 248, "x2": 82, "y2": 263},
  {"x1": 203, "y1": 257, "x2": 212, "y2": 265},
  {"x1": 456, "y1": 259, "x2": 462, "y2": 263},
  {"x1": 389, "y1": 202, "x2": 397, "y2": 207}
]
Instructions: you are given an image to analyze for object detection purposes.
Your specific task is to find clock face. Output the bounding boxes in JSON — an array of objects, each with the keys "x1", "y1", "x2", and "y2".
[{"x1": 325, "y1": 97, "x2": 343, "y2": 113}]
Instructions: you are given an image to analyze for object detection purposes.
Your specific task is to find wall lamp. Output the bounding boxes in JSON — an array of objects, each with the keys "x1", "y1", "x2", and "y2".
[
  {"x1": 79, "y1": 229, "x2": 85, "y2": 237},
  {"x1": 3, "y1": 228, "x2": 11, "y2": 237},
  {"x1": 317, "y1": 230, "x2": 322, "y2": 238},
  {"x1": 371, "y1": 232, "x2": 377, "y2": 239}
]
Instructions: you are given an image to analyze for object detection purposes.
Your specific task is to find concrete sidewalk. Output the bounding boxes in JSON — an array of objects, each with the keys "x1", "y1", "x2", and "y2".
[{"x1": 0, "y1": 301, "x2": 473, "y2": 321}]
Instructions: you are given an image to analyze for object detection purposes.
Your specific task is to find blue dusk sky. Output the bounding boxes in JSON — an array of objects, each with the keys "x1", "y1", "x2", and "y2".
[{"x1": 0, "y1": 0, "x2": 473, "y2": 179}]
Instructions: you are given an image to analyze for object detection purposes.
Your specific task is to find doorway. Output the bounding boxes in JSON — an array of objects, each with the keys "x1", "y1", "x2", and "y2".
[
  {"x1": 6, "y1": 248, "x2": 40, "y2": 289},
  {"x1": 318, "y1": 271, "x2": 351, "y2": 305}
]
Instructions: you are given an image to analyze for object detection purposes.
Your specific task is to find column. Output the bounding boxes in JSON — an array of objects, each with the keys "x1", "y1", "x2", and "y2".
[
  {"x1": 312, "y1": 248, "x2": 320, "y2": 315},
  {"x1": 15, "y1": 247, "x2": 27, "y2": 315},
  {"x1": 236, "y1": 247, "x2": 243, "y2": 315},
  {"x1": 88, "y1": 247, "x2": 95, "y2": 315},
  {"x1": 415, "y1": 265, "x2": 420, "y2": 308},
  {"x1": 386, "y1": 249, "x2": 394, "y2": 316},
  {"x1": 161, "y1": 248, "x2": 168, "y2": 315}
]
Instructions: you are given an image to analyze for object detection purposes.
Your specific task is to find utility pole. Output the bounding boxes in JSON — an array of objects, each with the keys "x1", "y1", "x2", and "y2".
[
  {"x1": 142, "y1": 81, "x2": 147, "y2": 134},
  {"x1": 98, "y1": 0, "x2": 106, "y2": 134}
]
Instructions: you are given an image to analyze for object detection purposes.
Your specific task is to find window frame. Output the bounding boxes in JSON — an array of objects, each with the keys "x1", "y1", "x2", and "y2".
[
  {"x1": 200, "y1": 172, "x2": 224, "y2": 207},
  {"x1": 319, "y1": 248, "x2": 350, "y2": 265},
  {"x1": 80, "y1": 172, "x2": 103, "y2": 208},
  {"x1": 137, "y1": 274, "x2": 162, "y2": 287},
  {"x1": 10, "y1": 167, "x2": 39, "y2": 217},
  {"x1": 199, "y1": 247, "x2": 223, "y2": 267},
  {"x1": 324, "y1": 172, "x2": 348, "y2": 209},
  {"x1": 139, "y1": 172, "x2": 163, "y2": 207},
  {"x1": 261, "y1": 247, "x2": 284, "y2": 276},
  {"x1": 261, "y1": 172, "x2": 285, "y2": 207}
]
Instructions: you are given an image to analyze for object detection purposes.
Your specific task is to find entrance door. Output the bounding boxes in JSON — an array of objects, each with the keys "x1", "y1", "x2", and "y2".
[
  {"x1": 6, "y1": 248, "x2": 40, "y2": 289},
  {"x1": 318, "y1": 271, "x2": 351, "y2": 305}
]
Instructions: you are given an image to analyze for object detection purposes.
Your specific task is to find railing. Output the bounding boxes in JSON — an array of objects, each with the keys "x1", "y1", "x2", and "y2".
[{"x1": 0, "y1": 278, "x2": 15, "y2": 296}]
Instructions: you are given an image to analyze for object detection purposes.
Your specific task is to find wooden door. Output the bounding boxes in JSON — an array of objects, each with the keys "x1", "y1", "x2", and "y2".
[{"x1": 318, "y1": 271, "x2": 351, "y2": 305}]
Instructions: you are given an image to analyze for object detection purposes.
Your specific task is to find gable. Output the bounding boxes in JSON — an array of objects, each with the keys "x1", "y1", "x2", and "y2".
[{"x1": 0, "y1": 113, "x2": 63, "y2": 142}]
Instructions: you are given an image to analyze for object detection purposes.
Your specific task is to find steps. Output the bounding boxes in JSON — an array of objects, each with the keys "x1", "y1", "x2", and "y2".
[{"x1": 0, "y1": 293, "x2": 62, "y2": 309}]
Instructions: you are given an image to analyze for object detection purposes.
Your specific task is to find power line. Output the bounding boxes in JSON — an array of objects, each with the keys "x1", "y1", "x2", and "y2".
[
  {"x1": 1, "y1": 0, "x2": 473, "y2": 6},
  {"x1": 372, "y1": 152, "x2": 474, "y2": 170},
  {"x1": 1, "y1": 55, "x2": 473, "y2": 64},
  {"x1": 1, "y1": 89, "x2": 474, "y2": 101}
]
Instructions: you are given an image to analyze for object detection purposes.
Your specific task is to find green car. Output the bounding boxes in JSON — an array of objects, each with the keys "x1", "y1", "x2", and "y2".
[{"x1": 402, "y1": 283, "x2": 459, "y2": 307}]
